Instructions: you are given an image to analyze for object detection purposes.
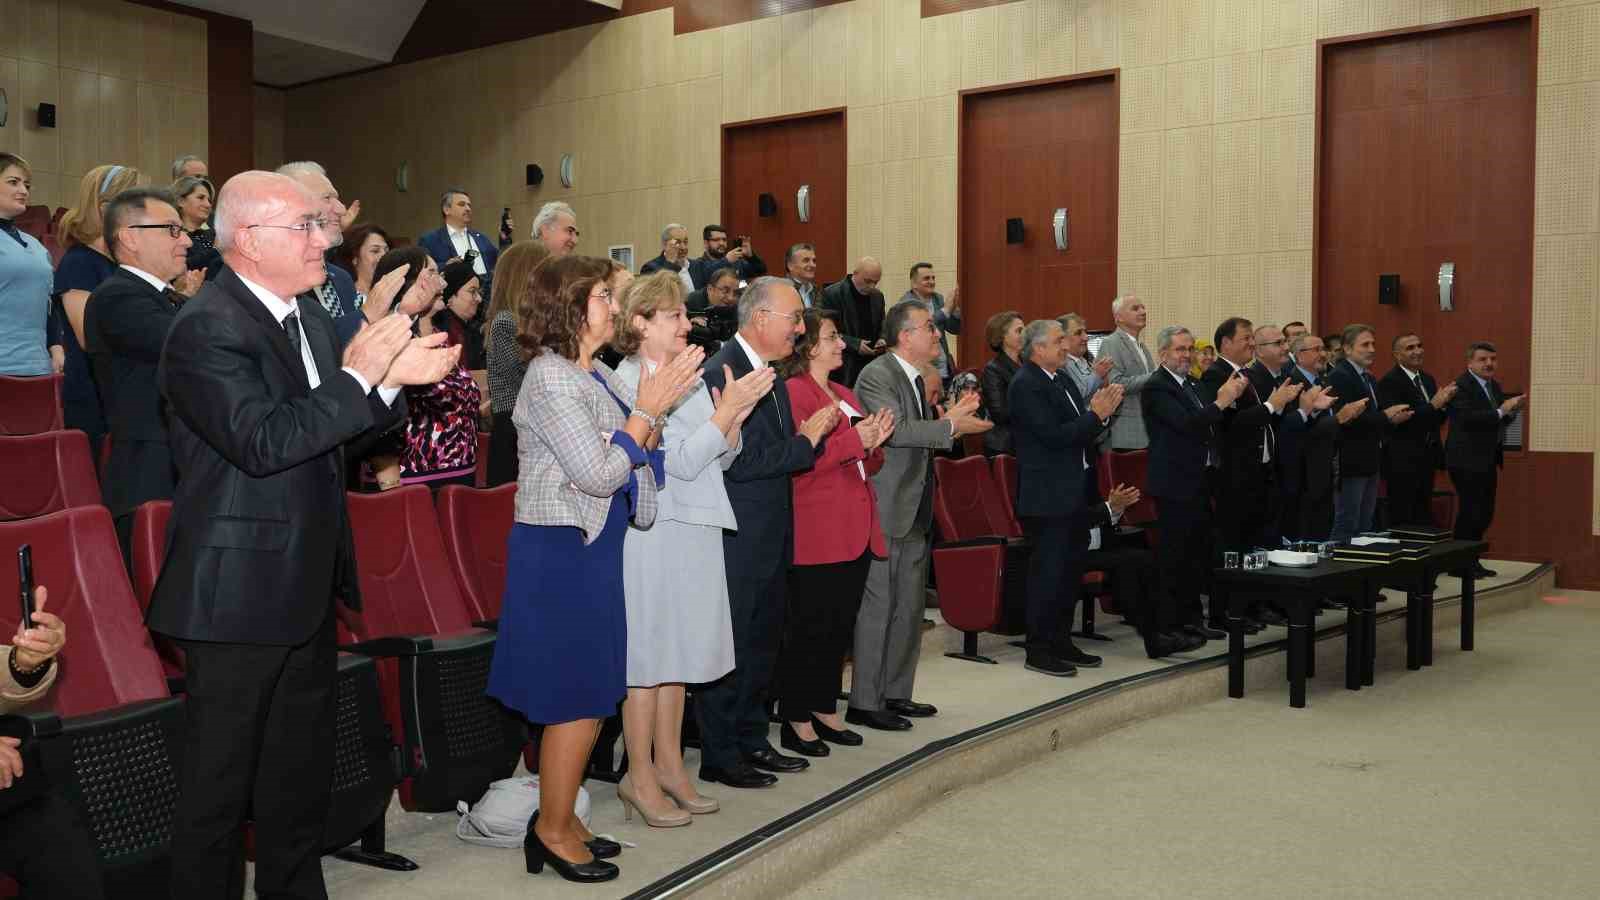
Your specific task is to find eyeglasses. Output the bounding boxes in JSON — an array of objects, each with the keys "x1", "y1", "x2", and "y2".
[
  {"x1": 904, "y1": 321, "x2": 938, "y2": 334},
  {"x1": 246, "y1": 218, "x2": 331, "y2": 237},
  {"x1": 1256, "y1": 338, "x2": 1285, "y2": 347},
  {"x1": 589, "y1": 287, "x2": 614, "y2": 302},
  {"x1": 127, "y1": 223, "x2": 186, "y2": 239}
]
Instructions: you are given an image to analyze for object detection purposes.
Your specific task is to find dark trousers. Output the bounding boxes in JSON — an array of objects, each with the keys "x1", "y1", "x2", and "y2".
[
  {"x1": 0, "y1": 789, "x2": 105, "y2": 899},
  {"x1": 1385, "y1": 467, "x2": 1436, "y2": 527},
  {"x1": 170, "y1": 611, "x2": 337, "y2": 900},
  {"x1": 1449, "y1": 467, "x2": 1499, "y2": 541},
  {"x1": 696, "y1": 546, "x2": 788, "y2": 770},
  {"x1": 1213, "y1": 465, "x2": 1274, "y2": 553},
  {"x1": 775, "y1": 552, "x2": 871, "y2": 721},
  {"x1": 1022, "y1": 515, "x2": 1085, "y2": 651},
  {"x1": 1154, "y1": 494, "x2": 1212, "y2": 625},
  {"x1": 486, "y1": 411, "x2": 519, "y2": 488},
  {"x1": 1085, "y1": 541, "x2": 1168, "y2": 631}
]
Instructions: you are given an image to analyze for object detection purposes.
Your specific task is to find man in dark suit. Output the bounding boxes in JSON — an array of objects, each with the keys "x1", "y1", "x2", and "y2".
[
  {"x1": 1142, "y1": 325, "x2": 1246, "y2": 649},
  {"x1": 1199, "y1": 317, "x2": 1300, "y2": 627},
  {"x1": 817, "y1": 256, "x2": 886, "y2": 386},
  {"x1": 688, "y1": 224, "x2": 766, "y2": 289},
  {"x1": 1446, "y1": 341, "x2": 1525, "y2": 578},
  {"x1": 149, "y1": 171, "x2": 459, "y2": 898},
  {"x1": 1007, "y1": 319, "x2": 1123, "y2": 675},
  {"x1": 1278, "y1": 333, "x2": 1355, "y2": 542},
  {"x1": 639, "y1": 223, "x2": 695, "y2": 289},
  {"x1": 696, "y1": 277, "x2": 835, "y2": 789},
  {"x1": 417, "y1": 188, "x2": 501, "y2": 300},
  {"x1": 1378, "y1": 332, "x2": 1457, "y2": 527},
  {"x1": 83, "y1": 188, "x2": 191, "y2": 557},
  {"x1": 278, "y1": 162, "x2": 365, "y2": 348},
  {"x1": 1326, "y1": 324, "x2": 1414, "y2": 542}
]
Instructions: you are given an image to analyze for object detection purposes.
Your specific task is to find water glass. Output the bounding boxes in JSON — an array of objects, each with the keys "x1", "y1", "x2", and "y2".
[
  {"x1": 1248, "y1": 550, "x2": 1269, "y2": 570},
  {"x1": 1224, "y1": 551, "x2": 1241, "y2": 569},
  {"x1": 1318, "y1": 541, "x2": 1335, "y2": 559}
]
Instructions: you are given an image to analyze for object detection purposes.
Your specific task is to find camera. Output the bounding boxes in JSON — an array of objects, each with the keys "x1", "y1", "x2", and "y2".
[{"x1": 687, "y1": 305, "x2": 738, "y2": 353}]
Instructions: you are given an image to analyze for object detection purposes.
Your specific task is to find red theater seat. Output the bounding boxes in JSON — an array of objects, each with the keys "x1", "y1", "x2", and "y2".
[
  {"x1": 129, "y1": 500, "x2": 186, "y2": 682},
  {"x1": 1103, "y1": 449, "x2": 1160, "y2": 528},
  {"x1": 0, "y1": 375, "x2": 64, "y2": 435},
  {"x1": 0, "y1": 430, "x2": 100, "y2": 521},
  {"x1": 991, "y1": 453, "x2": 1117, "y2": 638},
  {"x1": 435, "y1": 484, "x2": 514, "y2": 624},
  {"x1": 931, "y1": 456, "x2": 1029, "y2": 663}
]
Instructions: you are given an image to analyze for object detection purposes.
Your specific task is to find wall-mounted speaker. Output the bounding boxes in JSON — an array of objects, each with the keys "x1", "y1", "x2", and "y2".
[
  {"x1": 1378, "y1": 273, "x2": 1400, "y2": 305},
  {"x1": 526, "y1": 164, "x2": 544, "y2": 187},
  {"x1": 1005, "y1": 217, "x2": 1024, "y2": 244},
  {"x1": 36, "y1": 102, "x2": 55, "y2": 128},
  {"x1": 757, "y1": 193, "x2": 777, "y2": 217}
]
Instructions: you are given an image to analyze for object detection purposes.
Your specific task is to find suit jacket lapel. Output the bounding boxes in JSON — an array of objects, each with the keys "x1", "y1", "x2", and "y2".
[
  {"x1": 296, "y1": 297, "x2": 340, "y2": 387},
  {"x1": 220, "y1": 269, "x2": 310, "y2": 391}
]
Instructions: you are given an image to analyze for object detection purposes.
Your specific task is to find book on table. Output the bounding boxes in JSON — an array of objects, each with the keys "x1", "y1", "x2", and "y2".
[{"x1": 1387, "y1": 525, "x2": 1451, "y2": 543}]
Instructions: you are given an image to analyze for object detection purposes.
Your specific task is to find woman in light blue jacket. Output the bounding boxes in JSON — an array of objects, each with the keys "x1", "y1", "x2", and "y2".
[{"x1": 612, "y1": 272, "x2": 774, "y2": 827}]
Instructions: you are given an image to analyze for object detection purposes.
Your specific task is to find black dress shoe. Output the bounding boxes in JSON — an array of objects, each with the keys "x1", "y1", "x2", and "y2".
[
  {"x1": 1254, "y1": 608, "x2": 1288, "y2": 626},
  {"x1": 885, "y1": 698, "x2": 937, "y2": 717},
  {"x1": 698, "y1": 763, "x2": 777, "y2": 789},
  {"x1": 1052, "y1": 641, "x2": 1102, "y2": 668},
  {"x1": 745, "y1": 747, "x2": 809, "y2": 772},
  {"x1": 1144, "y1": 632, "x2": 1199, "y2": 659},
  {"x1": 585, "y1": 836, "x2": 621, "y2": 859},
  {"x1": 1024, "y1": 651, "x2": 1078, "y2": 677},
  {"x1": 846, "y1": 707, "x2": 913, "y2": 731},
  {"x1": 811, "y1": 717, "x2": 864, "y2": 746},
  {"x1": 779, "y1": 722, "x2": 830, "y2": 758},
  {"x1": 1471, "y1": 564, "x2": 1497, "y2": 579},
  {"x1": 525, "y1": 812, "x2": 620, "y2": 882},
  {"x1": 1184, "y1": 624, "x2": 1225, "y2": 640}
]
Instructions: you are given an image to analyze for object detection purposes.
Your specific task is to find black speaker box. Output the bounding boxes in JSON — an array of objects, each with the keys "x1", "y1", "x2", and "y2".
[
  {"x1": 757, "y1": 193, "x2": 777, "y2": 217},
  {"x1": 1378, "y1": 273, "x2": 1400, "y2": 305},
  {"x1": 1005, "y1": 217, "x2": 1024, "y2": 244},
  {"x1": 37, "y1": 103, "x2": 55, "y2": 128},
  {"x1": 526, "y1": 164, "x2": 544, "y2": 186}
]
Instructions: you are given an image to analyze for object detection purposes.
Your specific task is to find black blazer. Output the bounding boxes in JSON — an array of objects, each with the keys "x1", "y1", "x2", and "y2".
[
  {"x1": 1377, "y1": 366, "x2": 1444, "y2": 475},
  {"x1": 1277, "y1": 366, "x2": 1338, "y2": 498},
  {"x1": 1198, "y1": 358, "x2": 1276, "y2": 482},
  {"x1": 702, "y1": 339, "x2": 817, "y2": 570},
  {"x1": 83, "y1": 268, "x2": 180, "y2": 517},
  {"x1": 1326, "y1": 359, "x2": 1389, "y2": 477},
  {"x1": 1445, "y1": 373, "x2": 1512, "y2": 473},
  {"x1": 147, "y1": 269, "x2": 405, "y2": 646},
  {"x1": 1007, "y1": 362, "x2": 1105, "y2": 519},
  {"x1": 818, "y1": 277, "x2": 886, "y2": 386},
  {"x1": 980, "y1": 353, "x2": 1021, "y2": 456},
  {"x1": 1141, "y1": 367, "x2": 1223, "y2": 501},
  {"x1": 639, "y1": 253, "x2": 685, "y2": 276},
  {"x1": 689, "y1": 251, "x2": 767, "y2": 290}
]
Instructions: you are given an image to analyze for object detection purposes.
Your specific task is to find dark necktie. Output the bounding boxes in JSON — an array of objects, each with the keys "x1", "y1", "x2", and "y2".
[
  {"x1": 283, "y1": 311, "x2": 303, "y2": 363},
  {"x1": 1361, "y1": 369, "x2": 1378, "y2": 404},
  {"x1": 0, "y1": 219, "x2": 25, "y2": 248},
  {"x1": 163, "y1": 287, "x2": 185, "y2": 310},
  {"x1": 1413, "y1": 373, "x2": 1430, "y2": 403},
  {"x1": 767, "y1": 361, "x2": 786, "y2": 430},
  {"x1": 913, "y1": 375, "x2": 928, "y2": 420}
]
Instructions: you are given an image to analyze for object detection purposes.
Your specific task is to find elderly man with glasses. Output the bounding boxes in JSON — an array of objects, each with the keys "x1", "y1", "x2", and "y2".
[
  {"x1": 278, "y1": 161, "x2": 365, "y2": 347},
  {"x1": 640, "y1": 222, "x2": 697, "y2": 296}
]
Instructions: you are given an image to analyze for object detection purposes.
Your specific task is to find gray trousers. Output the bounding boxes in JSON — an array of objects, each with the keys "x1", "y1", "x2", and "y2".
[{"x1": 849, "y1": 527, "x2": 930, "y2": 711}]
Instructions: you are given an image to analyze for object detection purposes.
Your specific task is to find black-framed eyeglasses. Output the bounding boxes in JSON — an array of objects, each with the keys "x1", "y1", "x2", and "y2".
[
  {"x1": 127, "y1": 223, "x2": 186, "y2": 239},
  {"x1": 246, "y1": 218, "x2": 330, "y2": 237}
]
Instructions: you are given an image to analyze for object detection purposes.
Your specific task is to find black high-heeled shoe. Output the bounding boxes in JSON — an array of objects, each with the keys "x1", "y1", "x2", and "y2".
[
  {"x1": 810, "y1": 716, "x2": 864, "y2": 746},
  {"x1": 524, "y1": 811, "x2": 619, "y2": 882},
  {"x1": 780, "y1": 721, "x2": 830, "y2": 757}
]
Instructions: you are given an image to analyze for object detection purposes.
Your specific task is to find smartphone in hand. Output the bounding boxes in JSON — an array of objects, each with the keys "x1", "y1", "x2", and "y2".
[{"x1": 17, "y1": 544, "x2": 34, "y2": 632}]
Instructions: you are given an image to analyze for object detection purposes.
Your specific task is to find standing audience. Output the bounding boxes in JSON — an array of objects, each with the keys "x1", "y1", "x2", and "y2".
[
  {"x1": 332, "y1": 223, "x2": 391, "y2": 306},
  {"x1": 0, "y1": 153, "x2": 62, "y2": 378},
  {"x1": 1378, "y1": 333, "x2": 1456, "y2": 527},
  {"x1": 532, "y1": 201, "x2": 580, "y2": 257},
  {"x1": 979, "y1": 310, "x2": 1023, "y2": 456},
  {"x1": 170, "y1": 174, "x2": 220, "y2": 280},
  {"x1": 1446, "y1": 342, "x2": 1525, "y2": 578},
  {"x1": 901, "y1": 263, "x2": 961, "y2": 379},
  {"x1": 1098, "y1": 294, "x2": 1156, "y2": 451},
  {"x1": 483, "y1": 241, "x2": 551, "y2": 486},
  {"x1": 419, "y1": 188, "x2": 500, "y2": 300},
  {"x1": 817, "y1": 256, "x2": 886, "y2": 387}
]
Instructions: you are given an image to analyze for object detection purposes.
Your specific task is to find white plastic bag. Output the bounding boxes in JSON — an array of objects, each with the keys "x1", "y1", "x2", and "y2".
[{"x1": 455, "y1": 776, "x2": 592, "y2": 849}]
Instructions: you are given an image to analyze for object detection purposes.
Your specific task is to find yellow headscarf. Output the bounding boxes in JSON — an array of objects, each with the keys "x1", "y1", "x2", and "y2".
[{"x1": 1190, "y1": 340, "x2": 1215, "y2": 379}]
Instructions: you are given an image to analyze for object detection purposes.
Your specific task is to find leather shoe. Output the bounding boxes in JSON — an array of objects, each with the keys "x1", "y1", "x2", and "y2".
[
  {"x1": 885, "y1": 698, "x2": 937, "y2": 718},
  {"x1": 1470, "y1": 564, "x2": 1497, "y2": 579},
  {"x1": 698, "y1": 763, "x2": 777, "y2": 789},
  {"x1": 1024, "y1": 651, "x2": 1077, "y2": 676},
  {"x1": 811, "y1": 717, "x2": 864, "y2": 746},
  {"x1": 1051, "y1": 641, "x2": 1102, "y2": 668},
  {"x1": 1184, "y1": 624, "x2": 1225, "y2": 641},
  {"x1": 779, "y1": 722, "x2": 830, "y2": 758},
  {"x1": 745, "y1": 748, "x2": 808, "y2": 773},
  {"x1": 846, "y1": 707, "x2": 913, "y2": 731},
  {"x1": 1144, "y1": 631, "x2": 1200, "y2": 659},
  {"x1": 1254, "y1": 607, "x2": 1288, "y2": 626}
]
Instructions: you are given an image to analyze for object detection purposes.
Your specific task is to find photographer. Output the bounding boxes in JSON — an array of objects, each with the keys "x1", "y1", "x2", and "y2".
[
  {"x1": 1, "y1": 585, "x2": 103, "y2": 899},
  {"x1": 686, "y1": 267, "x2": 741, "y2": 353}
]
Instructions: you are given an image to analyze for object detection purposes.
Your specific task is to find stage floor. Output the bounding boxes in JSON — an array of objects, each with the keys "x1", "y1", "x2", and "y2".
[{"x1": 309, "y1": 560, "x2": 1545, "y2": 899}]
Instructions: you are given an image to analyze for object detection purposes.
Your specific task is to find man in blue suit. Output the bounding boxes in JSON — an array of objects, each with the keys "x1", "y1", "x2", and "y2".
[
  {"x1": 1007, "y1": 318, "x2": 1125, "y2": 676},
  {"x1": 417, "y1": 188, "x2": 499, "y2": 303},
  {"x1": 279, "y1": 162, "x2": 366, "y2": 348}
]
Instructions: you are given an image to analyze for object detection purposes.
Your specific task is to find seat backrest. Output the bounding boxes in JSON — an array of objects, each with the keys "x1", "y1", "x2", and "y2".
[
  {"x1": 345, "y1": 486, "x2": 476, "y2": 642},
  {"x1": 434, "y1": 484, "x2": 514, "y2": 622},
  {"x1": 475, "y1": 431, "x2": 491, "y2": 488},
  {"x1": 1104, "y1": 448, "x2": 1159, "y2": 523},
  {"x1": 933, "y1": 456, "x2": 1014, "y2": 540},
  {"x1": 0, "y1": 374, "x2": 65, "y2": 435},
  {"x1": 130, "y1": 501, "x2": 173, "y2": 615},
  {"x1": 13, "y1": 204, "x2": 50, "y2": 240},
  {"x1": 0, "y1": 430, "x2": 102, "y2": 520},
  {"x1": 0, "y1": 507, "x2": 168, "y2": 717},
  {"x1": 988, "y1": 454, "x2": 1026, "y2": 538}
]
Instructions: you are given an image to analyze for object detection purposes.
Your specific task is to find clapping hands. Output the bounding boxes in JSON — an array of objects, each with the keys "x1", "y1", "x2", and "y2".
[{"x1": 854, "y1": 407, "x2": 896, "y2": 451}]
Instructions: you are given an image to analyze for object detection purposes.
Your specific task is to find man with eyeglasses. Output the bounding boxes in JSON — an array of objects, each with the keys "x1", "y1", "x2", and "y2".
[
  {"x1": 849, "y1": 299, "x2": 991, "y2": 731},
  {"x1": 277, "y1": 161, "x2": 364, "y2": 347},
  {"x1": 150, "y1": 170, "x2": 460, "y2": 899},
  {"x1": 639, "y1": 222, "x2": 696, "y2": 296},
  {"x1": 418, "y1": 188, "x2": 500, "y2": 302},
  {"x1": 81, "y1": 187, "x2": 192, "y2": 557}
]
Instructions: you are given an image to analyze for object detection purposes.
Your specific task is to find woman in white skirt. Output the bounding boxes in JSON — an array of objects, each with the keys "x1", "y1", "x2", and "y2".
[{"x1": 612, "y1": 272, "x2": 774, "y2": 826}]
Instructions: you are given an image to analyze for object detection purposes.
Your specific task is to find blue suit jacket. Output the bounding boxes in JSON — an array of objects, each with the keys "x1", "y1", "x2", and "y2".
[
  {"x1": 417, "y1": 226, "x2": 500, "y2": 274},
  {"x1": 1008, "y1": 361, "x2": 1105, "y2": 519}
]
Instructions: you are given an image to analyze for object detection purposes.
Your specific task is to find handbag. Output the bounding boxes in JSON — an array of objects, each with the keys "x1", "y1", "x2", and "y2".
[{"x1": 455, "y1": 776, "x2": 591, "y2": 849}]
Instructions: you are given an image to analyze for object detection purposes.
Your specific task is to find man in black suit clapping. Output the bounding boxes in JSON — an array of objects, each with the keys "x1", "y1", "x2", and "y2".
[
  {"x1": 1378, "y1": 332, "x2": 1457, "y2": 527},
  {"x1": 1445, "y1": 341, "x2": 1525, "y2": 578},
  {"x1": 1278, "y1": 334, "x2": 1356, "y2": 543},
  {"x1": 1326, "y1": 324, "x2": 1414, "y2": 542},
  {"x1": 150, "y1": 171, "x2": 460, "y2": 898}
]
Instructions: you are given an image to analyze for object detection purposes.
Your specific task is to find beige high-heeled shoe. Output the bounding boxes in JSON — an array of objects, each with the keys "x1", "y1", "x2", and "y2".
[
  {"x1": 617, "y1": 776, "x2": 691, "y2": 827},
  {"x1": 658, "y1": 779, "x2": 720, "y2": 815}
]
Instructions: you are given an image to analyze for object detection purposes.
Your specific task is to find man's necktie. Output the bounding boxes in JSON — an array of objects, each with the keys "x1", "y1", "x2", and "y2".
[
  {"x1": 1362, "y1": 370, "x2": 1378, "y2": 404},
  {"x1": 0, "y1": 219, "x2": 26, "y2": 248},
  {"x1": 162, "y1": 287, "x2": 185, "y2": 310},
  {"x1": 283, "y1": 312, "x2": 303, "y2": 362},
  {"x1": 1413, "y1": 373, "x2": 1430, "y2": 403},
  {"x1": 767, "y1": 361, "x2": 786, "y2": 430},
  {"x1": 913, "y1": 375, "x2": 928, "y2": 420}
]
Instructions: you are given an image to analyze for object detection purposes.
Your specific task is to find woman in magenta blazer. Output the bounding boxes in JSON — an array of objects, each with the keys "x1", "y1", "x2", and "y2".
[{"x1": 773, "y1": 309, "x2": 896, "y2": 757}]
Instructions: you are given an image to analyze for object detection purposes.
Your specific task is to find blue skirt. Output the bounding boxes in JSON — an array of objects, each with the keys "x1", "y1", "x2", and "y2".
[{"x1": 487, "y1": 497, "x2": 629, "y2": 725}]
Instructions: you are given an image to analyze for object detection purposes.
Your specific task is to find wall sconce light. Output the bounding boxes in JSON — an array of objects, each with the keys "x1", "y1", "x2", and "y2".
[
  {"x1": 1438, "y1": 263, "x2": 1455, "y2": 312},
  {"x1": 559, "y1": 154, "x2": 575, "y2": 188},
  {"x1": 1052, "y1": 208, "x2": 1069, "y2": 251},
  {"x1": 0, "y1": 88, "x2": 8, "y2": 127},
  {"x1": 796, "y1": 184, "x2": 810, "y2": 223},
  {"x1": 395, "y1": 162, "x2": 409, "y2": 192}
]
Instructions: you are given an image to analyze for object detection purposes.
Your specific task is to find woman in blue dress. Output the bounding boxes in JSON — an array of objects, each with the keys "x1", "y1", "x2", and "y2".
[
  {"x1": 488, "y1": 254, "x2": 704, "y2": 883},
  {"x1": 0, "y1": 154, "x2": 62, "y2": 379}
]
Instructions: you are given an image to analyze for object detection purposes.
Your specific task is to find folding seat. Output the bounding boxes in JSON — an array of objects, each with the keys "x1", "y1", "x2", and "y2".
[
  {"x1": 343, "y1": 486, "x2": 523, "y2": 813},
  {"x1": 434, "y1": 484, "x2": 514, "y2": 626},
  {"x1": 931, "y1": 456, "x2": 1027, "y2": 663},
  {"x1": 0, "y1": 430, "x2": 100, "y2": 520},
  {"x1": 0, "y1": 375, "x2": 64, "y2": 435},
  {"x1": 1101, "y1": 449, "x2": 1160, "y2": 528},
  {"x1": 11, "y1": 204, "x2": 49, "y2": 240}
]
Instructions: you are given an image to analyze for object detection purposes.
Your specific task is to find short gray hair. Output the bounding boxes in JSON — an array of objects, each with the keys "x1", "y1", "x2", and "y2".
[
  {"x1": 1111, "y1": 294, "x2": 1135, "y2": 317},
  {"x1": 1156, "y1": 324, "x2": 1192, "y2": 352},
  {"x1": 737, "y1": 275, "x2": 789, "y2": 326},
  {"x1": 882, "y1": 298, "x2": 930, "y2": 348},
  {"x1": 533, "y1": 201, "x2": 575, "y2": 238},
  {"x1": 440, "y1": 187, "x2": 469, "y2": 214},
  {"x1": 660, "y1": 222, "x2": 686, "y2": 243},
  {"x1": 275, "y1": 160, "x2": 327, "y2": 180},
  {"x1": 1057, "y1": 312, "x2": 1086, "y2": 332},
  {"x1": 170, "y1": 154, "x2": 203, "y2": 179},
  {"x1": 1287, "y1": 333, "x2": 1321, "y2": 357},
  {"x1": 1019, "y1": 319, "x2": 1061, "y2": 364}
]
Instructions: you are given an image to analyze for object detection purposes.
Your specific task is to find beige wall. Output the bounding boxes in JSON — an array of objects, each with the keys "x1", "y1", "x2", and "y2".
[
  {"x1": 254, "y1": 84, "x2": 286, "y2": 171},
  {"x1": 0, "y1": 0, "x2": 208, "y2": 208},
  {"x1": 286, "y1": 0, "x2": 1600, "y2": 527}
]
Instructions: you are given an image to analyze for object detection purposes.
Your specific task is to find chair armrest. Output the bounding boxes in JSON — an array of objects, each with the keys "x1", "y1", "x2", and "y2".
[
  {"x1": 935, "y1": 536, "x2": 1006, "y2": 551},
  {"x1": 0, "y1": 710, "x2": 62, "y2": 740},
  {"x1": 342, "y1": 628, "x2": 496, "y2": 658}
]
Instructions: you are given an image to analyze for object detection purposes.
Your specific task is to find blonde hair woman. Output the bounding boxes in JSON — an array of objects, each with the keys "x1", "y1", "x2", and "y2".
[{"x1": 482, "y1": 240, "x2": 551, "y2": 486}]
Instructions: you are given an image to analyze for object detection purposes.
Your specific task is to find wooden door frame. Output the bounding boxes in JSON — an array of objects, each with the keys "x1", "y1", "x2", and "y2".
[
  {"x1": 720, "y1": 106, "x2": 849, "y2": 246},
  {"x1": 956, "y1": 69, "x2": 1121, "y2": 364}
]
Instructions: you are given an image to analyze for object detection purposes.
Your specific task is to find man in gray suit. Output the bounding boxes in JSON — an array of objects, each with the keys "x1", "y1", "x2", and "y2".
[
  {"x1": 848, "y1": 299, "x2": 992, "y2": 731},
  {"x1": 1097, "y1": 294, "x2": 1158, "y2": 450}
]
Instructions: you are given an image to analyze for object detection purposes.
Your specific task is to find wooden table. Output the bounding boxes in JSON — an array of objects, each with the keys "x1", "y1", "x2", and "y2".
[{"x1": 1369, "y1": 539, "x2": 1489, "y2": 675}]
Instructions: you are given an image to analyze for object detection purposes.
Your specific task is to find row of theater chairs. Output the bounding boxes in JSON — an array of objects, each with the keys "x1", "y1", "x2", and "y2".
[
  {"x1": 0, "y1": 484, "x2": 523, "y2": 891},
  {"x1": 0, "y1": 375, "x2": 65, "y2": 438}
]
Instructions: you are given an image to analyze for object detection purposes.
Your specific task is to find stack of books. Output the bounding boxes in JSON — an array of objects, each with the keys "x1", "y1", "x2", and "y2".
[
  {"x1": 1388, "y1": 525, "x2": 1452, "y2": 544},
  {"x1": 1332, "y1": 535, "x2": 1415, "y2": 563}
]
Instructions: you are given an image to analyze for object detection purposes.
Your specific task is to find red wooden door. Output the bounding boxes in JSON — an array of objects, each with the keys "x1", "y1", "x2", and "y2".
[{"x1": 721, "y1": 110, "x2": 848, "y2": 285}]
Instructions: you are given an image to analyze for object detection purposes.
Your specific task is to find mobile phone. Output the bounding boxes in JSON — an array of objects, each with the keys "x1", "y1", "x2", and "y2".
[
  {"x1": 500, "y1": 207, "x2": 512, "y2": 238},
  {"x1": 737, "y1": 235, "x2": 750, "y2": 248},
  {"x1": 18, "y1": 544, "x2": 35, "y2": 631},
  {"x1": 463, "y1": 248, "x2": 479, "y2": 264}
]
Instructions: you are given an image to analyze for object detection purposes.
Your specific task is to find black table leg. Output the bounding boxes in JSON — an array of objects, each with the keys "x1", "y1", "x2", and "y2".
[
  {"x1": 1287, "y1": 604, "x2": 1310, "y2": 709},
  {"x1": 1226, "y1": 584, "x2": 1244, "y2": 699},
  {"x1": 1406, "y1": 589, "x2": 1422, "y2": 671},
  {"x1": 1461, "y1": 571, "x2": 1475, "y2": 651},
  {"x1": 1345, "y1": 594, "x2": 1363, "y2": 691},
  {"x1": 1422, "y1": 587, "x2": 1436, "y2": 667},
  {"x1": 1362, "y1": 586, "x2": 1376, "y2": 686},
  {"x1": 1304, "y1": 602, "x2": 1316, "y2": 679}
]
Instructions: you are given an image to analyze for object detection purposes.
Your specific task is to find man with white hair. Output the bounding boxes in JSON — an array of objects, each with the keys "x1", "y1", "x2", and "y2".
[
  {"x1": 1095, "y1": 294, "x2": 1156, "y2": 450},
  {"x1": 150, "y1": 170, "x2": 460, "y2": 898},
  {"x1": 532, "y1": 201, "x2": 579, "y2": 257},
  {"x1": 171, "y1": 154, "x2": 207, "y2": 180},
  {"x1": 639, "y1": 222, "x2": 696, "y2": 294},
  {"x1": 277, "y1": 161, "x2": 363, "y2": 345}
]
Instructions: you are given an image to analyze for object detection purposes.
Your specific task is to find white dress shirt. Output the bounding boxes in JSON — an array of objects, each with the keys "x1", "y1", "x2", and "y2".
[
  {"x1": 733, "y1": 332, "x2": 784, "y2": 429},
  {"x1": 236, "y1": 272, "x2": 400, "y2": 406},
  {"x1": 447, "y1": 225, "x2": 487, "y2": 277},
  {"x1": 119, "y1": 264, "x2": 169, "y2": 293},
  {"x1": 890, "y1": 350, "x2": 954, "y2": 437}
]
